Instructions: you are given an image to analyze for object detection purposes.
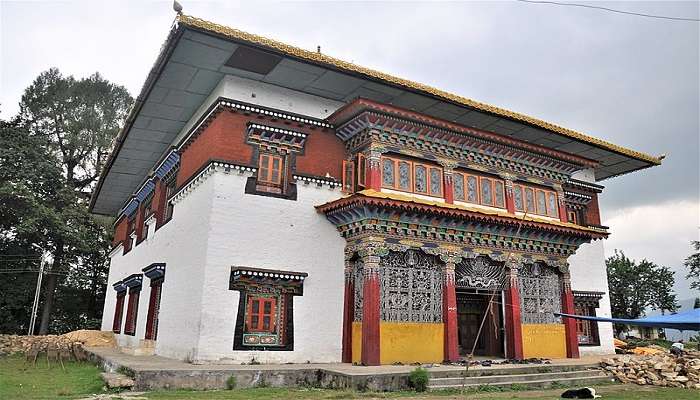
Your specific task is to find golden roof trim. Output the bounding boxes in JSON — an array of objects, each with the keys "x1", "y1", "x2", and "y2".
[{"x1": 176, "y1": 14, "x2": 661, "y2": 166}]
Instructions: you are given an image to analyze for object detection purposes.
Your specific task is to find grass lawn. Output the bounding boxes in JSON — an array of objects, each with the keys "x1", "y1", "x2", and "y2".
[
  {"x1": 1, "y1": 354, "x2": 698, "y2": 400},
  {"x1": 0, "y1": 354, "x2": 104, "y2": 400}
]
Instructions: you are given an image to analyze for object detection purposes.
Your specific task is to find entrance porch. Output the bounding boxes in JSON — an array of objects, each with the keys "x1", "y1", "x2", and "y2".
[{"x1": 317, "y1": 190, "x2": 606, "y2": 365}]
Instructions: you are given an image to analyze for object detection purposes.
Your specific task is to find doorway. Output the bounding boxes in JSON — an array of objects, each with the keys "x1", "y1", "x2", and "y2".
[{"x1": 456, "y1": 290, "x2": 504, "y2": 358}]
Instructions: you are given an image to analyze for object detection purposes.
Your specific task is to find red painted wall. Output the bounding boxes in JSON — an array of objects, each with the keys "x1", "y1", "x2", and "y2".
[
  {"x1": 113, "y1": 216, "x2": 127, "y2": 247},
  {"x1": 586, "y1": 193, "x2": 602, "y2": 226},
  {"x1": 178, "y1": 110, "x2": 345, "y2": 187}
]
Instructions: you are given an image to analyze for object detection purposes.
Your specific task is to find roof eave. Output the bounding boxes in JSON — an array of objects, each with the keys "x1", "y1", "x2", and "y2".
[{"x1": 89, "y1": 19, "x2": 186, "y2": 215}]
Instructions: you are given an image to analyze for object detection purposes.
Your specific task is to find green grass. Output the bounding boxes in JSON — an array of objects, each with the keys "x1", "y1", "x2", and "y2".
[
  {"x1": 0, "y1": 354, "x2": 105, "y2": 400},
  {"x1": 1, "y1": 353, "x2": 698, "y2": 400}
]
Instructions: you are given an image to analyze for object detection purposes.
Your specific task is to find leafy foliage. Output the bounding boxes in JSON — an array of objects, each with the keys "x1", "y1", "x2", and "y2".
[
  {"x1": 606, "y1": 250, "x2": 679, "y2": 333},
  {"x1": 684, "y1": 241, "x2": 700, "y2": 292},
  {"x1": 0, "y1": 68, "x2": 132, "y2": 334},
  {"x1": 408, "y1": 367, "x2": 429, "y2": 392}
]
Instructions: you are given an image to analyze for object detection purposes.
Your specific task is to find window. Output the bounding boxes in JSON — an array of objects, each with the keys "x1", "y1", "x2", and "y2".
[
  {"x1": 380, "y1": 156, "x2": 443, "y2": 197},
  {"x1": 140, "y1": 195, "x2": 153, "y2": 241},
  {"x1": 123, "y1": 287, "x2": 140, "y2": 336},
  {"x1": 513, "y1": 184, "x2": 559, "y2": 218},
  {"x1": 230, "y1": 267, "x2": 306, "y2": 351},
  {"x1": 575, "y1": 304, "x2": 600, "y2": 346},
  {"x1": 164, "y1": 179, "x2": 176, "y2": 221},
  {"x1": 357, "y1": 153, "x2": 366, "y2": 188},
  {"x1": 145, "y1": 279, "x2": 163, "y2": 340},
  {"x1": 112, "y1": 292, "x2": 126, "y2": 333},
  {"x1": 568, "y1": 210, "x2": 578, "y2": 224},
  {"x1": 452, "y1": 172, "x2": 505, "y2": 208},
  {"x1": 246, "y1": 295, "x2": 277, "y2": 333},
  {"x1": 342, "y1": 159, "x2": 355, "y2": 193},
  {"x1": 258, "y1": 153, "x2": 284, "y2": 185}
]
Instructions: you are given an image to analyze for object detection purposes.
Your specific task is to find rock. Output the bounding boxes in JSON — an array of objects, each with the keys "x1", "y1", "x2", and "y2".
[
  {"x1": 100, "y1": 372, "x2": 135, "y2": 389},
  {"x1": 599, "y1": 350, "x2": 699, "y2": 388}
]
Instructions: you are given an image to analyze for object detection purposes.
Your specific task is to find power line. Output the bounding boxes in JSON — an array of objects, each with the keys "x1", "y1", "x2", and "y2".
[{"x1": 515, "y1": 0, "x2": 700, "y2": 22}]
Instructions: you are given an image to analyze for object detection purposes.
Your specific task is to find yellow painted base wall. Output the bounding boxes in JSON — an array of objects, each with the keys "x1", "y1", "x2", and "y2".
[
  {"x1": 351, "y1": 322, "x2": 362, "y2": 364},
  {"x1": 522, "y1": 324, "x2": 566, "y2": 359},
  {"x1": 380, "y1": 322, "x2": 444, "y2": 364},
  {"x1": 350, "y1": 322, "x2": 444, "y2": 364}
]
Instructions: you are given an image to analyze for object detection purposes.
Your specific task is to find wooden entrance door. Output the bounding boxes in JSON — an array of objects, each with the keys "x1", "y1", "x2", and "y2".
[{"x1": 457, "y1": 291, "x2": 503, "y2": 357}]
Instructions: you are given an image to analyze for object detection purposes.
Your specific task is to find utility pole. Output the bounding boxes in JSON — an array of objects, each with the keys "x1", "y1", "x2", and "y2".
[{"x1": 27, "y1": 249, "x2": 46, "y2": 336}]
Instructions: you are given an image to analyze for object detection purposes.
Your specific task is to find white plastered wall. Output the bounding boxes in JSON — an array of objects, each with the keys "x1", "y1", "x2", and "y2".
[
  {"x1": 172, "y1": 75, "x2": 344, "y2": 146},
  {"x1": 567, "y1": 168, "x2": 615, "y2": 355},
  {"x1": 194, "y1": 171, "x2": 345, "y2": 363},
  {"x1": 101, "y1": 177, "x2": 215, "y2": 360}
]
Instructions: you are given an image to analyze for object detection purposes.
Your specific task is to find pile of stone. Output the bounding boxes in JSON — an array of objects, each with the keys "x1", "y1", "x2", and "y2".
[
  {"x1": 602, "y1": 352, "x2": 700, "y2": 388},
  {"x1": 0, "y1": 330, "x2": 116, "y2": 361}
]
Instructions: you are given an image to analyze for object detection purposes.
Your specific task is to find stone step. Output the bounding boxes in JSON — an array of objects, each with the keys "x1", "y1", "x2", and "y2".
[
  {"x1": 428, "y1": 363, "x2": 601, "y2": 379},
  {"x1": 429, "y1": 369, "x2": 605, "y2": 386},
  {"x1": 429, "y1": 372, "x2": 613, "y2": 391}
]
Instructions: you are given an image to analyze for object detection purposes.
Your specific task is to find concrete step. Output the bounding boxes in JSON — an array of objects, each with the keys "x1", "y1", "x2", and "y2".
[
  {"x1": 429, "y1": 371, "x2": 613, "y2": 391},
  {"x1": 428, "y1": 363, "x2": 601, "y2": 379},
  {"x1": 430, "y1": 369, "x2": 604, "y2": 386}
]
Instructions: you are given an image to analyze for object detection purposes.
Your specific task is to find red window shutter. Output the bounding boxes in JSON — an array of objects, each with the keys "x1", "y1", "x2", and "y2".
[
  {"x1": 145, "y1": 281, "x2": 162, "y2": 340},
  {"x1": 112, "y1": 293, "x2": 125, "y2": 333}
]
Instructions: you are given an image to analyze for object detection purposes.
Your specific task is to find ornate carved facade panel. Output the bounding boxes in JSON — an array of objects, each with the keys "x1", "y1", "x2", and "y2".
[
  {"x1": 518, "y1": 262, "x2": 562, "y2": 324},
  {"x1": 379, "y1": 249, "x2": 443, "y2": 323},
  {"x1": 352, "y1": 258, "x2": 364, "y2": 322},
  {"x1": 455, "y1": 255, "x2": 506, "y2": 290}
]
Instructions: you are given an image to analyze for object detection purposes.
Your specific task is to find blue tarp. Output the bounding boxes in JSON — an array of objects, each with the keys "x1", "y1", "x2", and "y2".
[{"x1": 556, "y1": 308, "x2": 700, "y2": 331}]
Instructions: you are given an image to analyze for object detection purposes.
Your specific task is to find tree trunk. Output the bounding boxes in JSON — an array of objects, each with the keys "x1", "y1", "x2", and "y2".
[
  {"x1": 38, "y1": 274, "x2": 57, "y2": 335},
  {"x1": 38, "y1": 242, "x2": 63, "y2": 335}
]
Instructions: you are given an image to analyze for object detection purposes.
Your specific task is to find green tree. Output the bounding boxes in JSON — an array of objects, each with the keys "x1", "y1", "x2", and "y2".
[
  {"x1": 694, "y1": 298, "x2": 700, "y2": 309},
  {"x1": 685, "y1": 241, "x2": 700, "y2": 291},
  {"x1": 606, "y1": 250, "x2": 679, "y2": 334},
  {"x1": 0, "y1": 68, "x2": 132, "y2": 334},
  {"x1": 0, "y1": 119, "x2": 63, "y2": 333}
]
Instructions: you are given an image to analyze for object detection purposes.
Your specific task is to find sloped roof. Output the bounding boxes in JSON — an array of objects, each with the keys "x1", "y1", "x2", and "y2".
[{"x1": 90, "y1": 14, "x2": 662, "y2": 216}]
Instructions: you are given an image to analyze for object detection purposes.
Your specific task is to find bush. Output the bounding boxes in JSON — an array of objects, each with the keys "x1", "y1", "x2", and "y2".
[
  {"x1": 226, "y1": 375, "x2": 237, "y2": 390},
  {"x1": 408, "y1": 367, "x2": 429, "y2": 392}
]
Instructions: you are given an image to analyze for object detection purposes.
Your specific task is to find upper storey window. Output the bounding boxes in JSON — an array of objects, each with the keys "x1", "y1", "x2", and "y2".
[
  {"x1": 258, "y1": 153, "x2": 283, "y2": 186},
  {"x1": 513, "y1": 184, "x2": 559, "y2": 218},
  {"x1": 453, "y1": 172, "x2": 505, "y2": 209},
  {"x1": 381, "y1": 156, "x2": 443, "y2": 197},
  {"x1": 256, "y1": 152, "x2": 286, "y2": 194}
]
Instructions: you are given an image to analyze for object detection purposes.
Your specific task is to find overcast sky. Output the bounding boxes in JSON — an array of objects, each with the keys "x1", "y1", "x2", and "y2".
[{"x1": 1, "y1": 1, "x2": 698, "y2": 302}]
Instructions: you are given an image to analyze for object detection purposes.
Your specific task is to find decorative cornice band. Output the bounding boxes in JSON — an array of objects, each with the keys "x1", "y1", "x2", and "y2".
[
  {"x1": 249, "y1": 123, "x2": 308, "y2": 138},
  {"x1": 293, "y1": 174, "x2": 342, "y2": 188},
  {"x1": 220, "y1": 99, "x2": 332, "y2": 128},
  {"x1": 170, "y1": 160, "x2": 257, "y2": 205}
]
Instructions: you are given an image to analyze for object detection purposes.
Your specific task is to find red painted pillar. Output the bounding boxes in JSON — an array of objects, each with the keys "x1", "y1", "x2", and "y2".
[
  {"x1": 366, "y1": 152, "x2": 382, "y2": 191},
  {"x1": 504, "y1": 268, "x2": 524, "y2": 360},
  {"x1": 561, "y1": 273, "x2": 579, "y2": 358},
  {"x1": 504, "y1": 178, "x2": 516, "y2": 214},
  {"x1": 443, "y1": 171, "x2": 454, "y2": 204},
  {"x1": 442, "y1": 261, "x2": 459, "y2": 362},
  {"x1": 341, "y1": 262, "x2": 355, "y2": 363},
  {"x1": 557, "y1": 191, "x2": 568, "y2": 223},
  {"x1": 361, "y1": 259, "x2": 381, "y2": 366}
]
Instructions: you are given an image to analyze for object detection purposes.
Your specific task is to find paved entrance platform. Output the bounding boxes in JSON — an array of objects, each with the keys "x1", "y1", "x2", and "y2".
[{"x1": 86, "y1": 346, "x2": 611, "y2": 391}]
